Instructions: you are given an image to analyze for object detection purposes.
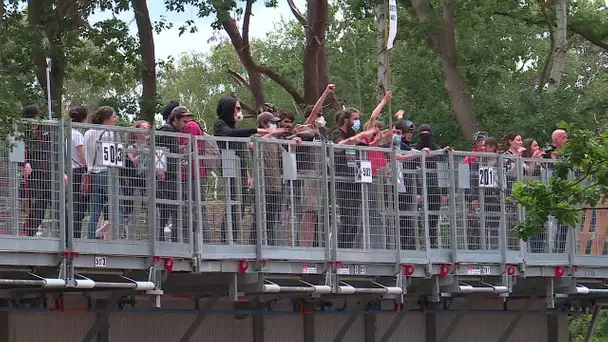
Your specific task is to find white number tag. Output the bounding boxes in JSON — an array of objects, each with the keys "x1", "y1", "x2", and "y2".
[
  {"x1": 155, "y1": 148, "x2": 168, "y2": 172},
  {"x1": 478, "y1": 166, "x2": 496, "y2": 188},
  {"x1": 100, "y1": 142, "x2": 124, "y2": 167},
  {"x1": 94, "y1": 256, "x2": 107, "y2": 268},
  {"x1": 356, "y1": 161, "x2": 373, "y2": 183}
]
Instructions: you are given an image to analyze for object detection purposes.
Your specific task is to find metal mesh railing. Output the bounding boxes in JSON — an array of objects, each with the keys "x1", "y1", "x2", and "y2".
[{"x1": 0, "y1": 119, "x2": 603, "y2": 267}]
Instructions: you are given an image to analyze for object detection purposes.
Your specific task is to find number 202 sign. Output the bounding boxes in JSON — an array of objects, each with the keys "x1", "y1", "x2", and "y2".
[
  {"x1": 100, "y1": 142, "x2": 124, "y2": 167},
  {"x1": 478, "y1": 166, "x2": 496, "y2": 188}
]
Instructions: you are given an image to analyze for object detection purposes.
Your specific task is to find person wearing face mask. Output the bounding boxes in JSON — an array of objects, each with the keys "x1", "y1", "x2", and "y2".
[
  {"x1": 213, "y1": 98, "x2": 288, "y2": 243},
  {"x1": 413, "y1": 124, "x2": 451, "y2": 249},
  {"x1": 248, "y1": 112, "x2": 286, "y2": 245}
]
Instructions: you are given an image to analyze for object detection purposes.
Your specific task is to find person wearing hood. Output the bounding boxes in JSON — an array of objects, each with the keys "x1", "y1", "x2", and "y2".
[
  {"x1": 212, "y1": 96, "x2": 287, "y2": 243},
  {"x1": 414, "y1": 124, "x2": 451, "y2": 249}
]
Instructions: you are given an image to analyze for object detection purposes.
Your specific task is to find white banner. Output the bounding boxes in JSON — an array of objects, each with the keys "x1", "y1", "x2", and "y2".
[{"x1": 387, "y1": 0, "x2": 398, "y2": 49}]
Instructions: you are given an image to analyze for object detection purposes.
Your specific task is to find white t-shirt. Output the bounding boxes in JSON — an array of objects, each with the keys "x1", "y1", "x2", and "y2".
[
  {"x1": 71, "y1": 129, "x2": 86, "y2": 169},
  {"x1": 84, "y1": 128, "x2": 116, "y2": 174}
]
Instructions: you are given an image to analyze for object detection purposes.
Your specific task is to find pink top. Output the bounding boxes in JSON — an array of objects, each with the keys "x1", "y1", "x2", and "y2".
[
  {"x1": 363, "y1": 137, "x2": 387, "y2": 176},
  {"x1": 181, "y1": 121, "x2": 206, "y2": 178}
]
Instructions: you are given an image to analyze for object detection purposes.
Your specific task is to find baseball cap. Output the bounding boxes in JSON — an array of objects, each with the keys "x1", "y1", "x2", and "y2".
[
  {"x1": 474, "y1": 131, "x2": 488, "y2": 141},
  {"x1": 257, "y1": 111, "x2": 280, "y2": 123},
  {"x1": 169, "y1": 106, "x2": 192, "y2": 120}
]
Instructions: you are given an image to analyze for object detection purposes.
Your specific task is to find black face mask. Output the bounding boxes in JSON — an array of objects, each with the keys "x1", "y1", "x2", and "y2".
[{"x1": 419, "y1": 134, "x2": 433, "y2": 148}]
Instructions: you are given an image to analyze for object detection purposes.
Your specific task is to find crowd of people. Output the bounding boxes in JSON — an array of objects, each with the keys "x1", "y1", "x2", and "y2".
[{"x1": 16, "y1": 84, "x2": 568, "y2": 252}]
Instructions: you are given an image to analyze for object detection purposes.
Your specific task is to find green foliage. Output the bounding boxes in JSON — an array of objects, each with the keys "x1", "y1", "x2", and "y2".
[{"x1": 510, "y1": 123, "x2": 608, "y2": 241}]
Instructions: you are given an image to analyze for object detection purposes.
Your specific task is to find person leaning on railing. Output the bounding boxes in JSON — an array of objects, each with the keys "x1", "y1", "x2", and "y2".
[
  {"x1": 82, "y1": 106, "x2": 119, "y2": 239},
  {"x1": 156, "y1": 105, "x2": 193, "y2": 242},
  {"x1": 213, "y1": 96, "x2": 287, "y2": 244},
  {"x1": 68, "y1": 106, "x2": 89, "y2": 239}
]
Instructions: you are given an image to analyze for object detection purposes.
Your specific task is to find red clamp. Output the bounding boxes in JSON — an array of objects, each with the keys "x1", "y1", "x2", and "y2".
[
  {"x1": 60, "y1": 251, "x2": 79, "y2": 258},
  {"x1": 440, "y1": 264, "x2": 451, "y2": 277},
  {"x1": 554, "y1": 266, "x2": 565, "y2": 279},
  {"x1": 400, "y1": 263, "x2": 415, "y2": 276},
  {"x1": 296, "y1": 300, "x2": 315, "y2": 315},
  {"x1": 238, "y1": 260, "x2": 250, "y2": 274},
  {"x1": 506, "y1": 265, "x2": 516, "y2": 276},
  {"x1": 164, "y1": 258, "x2": 174, "y2": 274}
]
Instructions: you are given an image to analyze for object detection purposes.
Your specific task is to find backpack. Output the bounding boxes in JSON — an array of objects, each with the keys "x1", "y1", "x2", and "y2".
[{"x1": 202, "y1": 131, "x2": 221, "y2": 171}]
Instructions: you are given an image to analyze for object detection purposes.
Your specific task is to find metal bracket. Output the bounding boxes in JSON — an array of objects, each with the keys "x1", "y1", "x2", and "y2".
[{"x1": 180, "y1": 293, "x2": 221, "y2": 342}]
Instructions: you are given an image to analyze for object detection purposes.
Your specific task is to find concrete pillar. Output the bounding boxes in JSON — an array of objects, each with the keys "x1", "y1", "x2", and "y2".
[
  {"x1": 304, "y1": 301, "x2": 315, "y2": 342},
  {"x1": 425, "y1": 312, "x2": 437, "y2": 342}
]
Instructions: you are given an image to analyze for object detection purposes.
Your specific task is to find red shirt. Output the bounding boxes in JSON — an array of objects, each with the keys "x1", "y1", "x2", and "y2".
[
  {"x1": 181, "y1": 121, "x2": 206, "y2": 178},
  {"x1": 464, "y1": 146, "x2": 479, "y2": 165},
  {"x1": 363, "y1": 137, "x2": 387, "y2": 176}
]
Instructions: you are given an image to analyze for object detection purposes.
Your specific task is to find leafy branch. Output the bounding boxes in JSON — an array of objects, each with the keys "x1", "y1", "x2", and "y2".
[{"x1": 510, "y1": 122, "x2": 608, "y2": 241}]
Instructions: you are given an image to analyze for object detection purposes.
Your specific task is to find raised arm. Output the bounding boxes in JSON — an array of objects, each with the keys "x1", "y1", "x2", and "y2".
[
  {"x1": 305, "y1": 84, "x2": 335, "y2": 126},
  {"x1": 366, "y1": 91, "x2": 392, "y2": 128}
]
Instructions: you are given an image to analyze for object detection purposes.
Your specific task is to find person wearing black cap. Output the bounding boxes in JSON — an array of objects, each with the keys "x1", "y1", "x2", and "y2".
[
  {"x1": 414, "y1": 124, "x2": 451, "y2": 249},
  {"x1": 161, "y1": 100, "x2": 180, "y2": 122},
  {"x1": 156, "y1": 105, "x2": 193, "y2": 242}
]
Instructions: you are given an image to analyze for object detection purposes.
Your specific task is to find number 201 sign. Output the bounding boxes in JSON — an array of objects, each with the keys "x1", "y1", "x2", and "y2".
[
  {"x1": 478, "y1": 166, "x2": 496, "y2": 188},
  {"x1": 100, "y1": 142, "x2": 124, "y2": 167}
]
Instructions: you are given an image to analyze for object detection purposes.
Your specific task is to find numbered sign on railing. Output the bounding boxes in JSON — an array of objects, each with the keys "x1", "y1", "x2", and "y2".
[
  {"x1": 155, "y1": 148, "x2": 168, "y2": 172},
  {"x1": 355, "y1": 160, "x2": 373, "y2": 183},
  {"x1": 397, "y1": 166, "x2": 407, "y2": 193},
  {"x1": 282, "y1": 151, "x2": 297, "y2": 181},
  {"x1": 98, "y1": 142, "x2": 124, "y2": 167},
  {"x1": 478, "y1": 166, "x2": 496, "y2": 188}
]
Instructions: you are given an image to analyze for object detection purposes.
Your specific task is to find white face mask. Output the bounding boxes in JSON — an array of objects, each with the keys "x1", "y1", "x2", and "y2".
[
  {"x1": 234, "y1": 113, "x2": 244, "y2": 121},
  {"x1": 315, "y1": 116, "x2": 326, "y2": 128},
  {"x1": 268, "y1": 123, "x2": 277, "y2": 130}
]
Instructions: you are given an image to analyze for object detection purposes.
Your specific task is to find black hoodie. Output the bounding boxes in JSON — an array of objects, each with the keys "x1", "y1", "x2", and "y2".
[
  {"x1": 212, "y1": 96, "x2": 257, "y2": 170},
  {"x1": 212, "y1": 97, "x2": 257, "y2": 139}
]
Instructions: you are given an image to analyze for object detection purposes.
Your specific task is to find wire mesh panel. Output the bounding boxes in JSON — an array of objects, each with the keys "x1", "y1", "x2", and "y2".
[
  {"x1": 419, "y1": 150, "x2": 452, "y2": 252},
  {"x1": 453, "y1": 151, "x2": 505, "y2": 253},
  {"x1": 394, "y1": 150, "x2": 425, "y2": 252},
  {"x1": 502, "y1": 154, "x2": 523, "y2": 252},
  {"x1": 197, "y1": 136, "x2": 253, "y2": 246}
]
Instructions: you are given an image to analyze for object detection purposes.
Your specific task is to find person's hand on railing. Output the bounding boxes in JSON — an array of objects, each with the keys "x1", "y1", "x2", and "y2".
[
  {"x1": 156, "y1": 171, "x2": 166, "y2": 181},
  {"x1": 422, "y1": 148, "x2": 431, "y2": 154},
  {"x1": 294, "y1": 124, "x2": 316, "y2": 138},
  {"x1": 23, "y1": 163, "x2": 32, "y2": 178},
  {"x1": 247, "y1": 177, "x2": 253, "y2": 189},
  {"x1": 395, "y1": 109, "x2": 405, "y2": 120},
  {"x1": 292, "y1": 137, "x2": 303, "y2": 145},
  {"x1": 532, "y1": 149, "x2": 546, "y2": 158},
  {"x1": 443, "y1": 146, "x2": 454, "y2": 152},
  {"x1": 64, "y1": 174, "x2": 68, "y2": 188}
]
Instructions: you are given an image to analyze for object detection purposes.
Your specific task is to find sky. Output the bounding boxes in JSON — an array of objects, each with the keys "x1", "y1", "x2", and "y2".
[{"x1": 89, "y1": 1, "x2": 307, "y2": 61}]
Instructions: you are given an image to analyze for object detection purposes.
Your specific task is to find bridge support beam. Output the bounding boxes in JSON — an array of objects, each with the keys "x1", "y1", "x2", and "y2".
[
  {"x1": 498, "y1": 296, "x2": 536, "y2": 342},
  {"x1": 425, "y1": 312, "x2": 438, "y2": 342},
  {"x1": 364, "y1": 312, "x2": 376, "y2": 342},
  {"x1": 585, "y1": 305, "x2": 602, "y2": 342},
  {"x1": 332, "y1": 297, "x2": 369, "y2": 342},
  {"x1": 82, "y1": 292, "x2": 122, "y2": 342},
  {"x1": 0, "y1": 311, "x2": 9, "y2": 341},
  {"x1": 438, "y1": 297, "x2": 477, "y2": 342},
  {"x1": 180, "y1": 293, "x2": 220, "y2": 342},
  {"x1": 304, "y1": 301, "x2": 315, "y2": 342}
]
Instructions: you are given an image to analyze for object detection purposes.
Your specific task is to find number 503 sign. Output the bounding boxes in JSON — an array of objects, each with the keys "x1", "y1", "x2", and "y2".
[
  {"x1": 99, "y1": 142, "x2": 124, "y2": 167},
  {"x1": 356, "y1": 161, "x2": 373, "y2": 183}
]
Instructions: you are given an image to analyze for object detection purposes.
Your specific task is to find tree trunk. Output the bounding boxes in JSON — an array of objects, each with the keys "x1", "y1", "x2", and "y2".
[
  {"x1": 218, "y1": 0, "x2": 266, "y2": 108},
  {"x1": 27, "y1": 0, "x2": 50, "y2": 108},
  {"x1": 547, "y1": 0, "x2": 568, "y2": 92},
  {"x1": 131, "y1": 0, "x2": 157, "y2": 123},
  {"x1": 50, "y1": 54, "x2": 64, "y2": 116},
  {"x1": 410, "y1": 0, "x2": 478, "y2": 141},
  {"x1": 376, "y1": 4, "x2": 388, "y2": 102},
  {"x1": 301, "y1": 0, "x2": 328, "y2": 104}
]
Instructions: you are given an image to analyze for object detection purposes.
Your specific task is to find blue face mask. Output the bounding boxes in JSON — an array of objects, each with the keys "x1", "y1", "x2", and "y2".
[
  {"x1": 392, "y1": 134, "x2": 402, "y2": 144},
  {"x1": 352, "y1": 119, "x2": 361, "y2": 132}
]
